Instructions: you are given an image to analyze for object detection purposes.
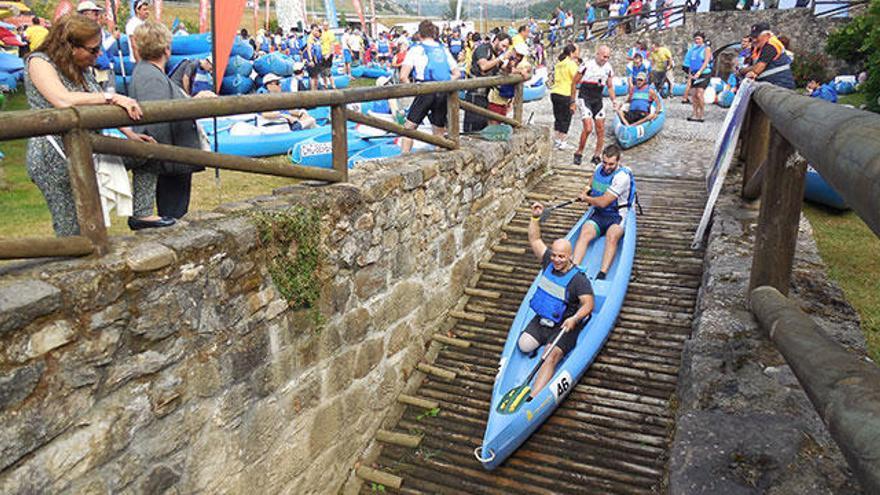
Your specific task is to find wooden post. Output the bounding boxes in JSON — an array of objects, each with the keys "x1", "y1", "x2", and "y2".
[
  {"x1": 63, "y1": 129, "x2": 109, "y2": 255},
  {"x1": 331, "y1": 104, "x2": 348, "y2": 181},
  {"x1": 446, "y1": 90, "x2": 460, "y2": 148},
  {"x1": 748, "y1": 127, "x2": 804, "y2": 296},
  {"x1": 742, "y1": 104, "x2": 770, "y2": 199},
  {"x1": 513, "y1": 81, "x2": 524, "y2": 124}
]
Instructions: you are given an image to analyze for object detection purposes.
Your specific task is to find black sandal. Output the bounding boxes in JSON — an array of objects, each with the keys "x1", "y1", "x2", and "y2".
[{"x1": 687, "y1": 116, "x2": 704, "y2": 122}]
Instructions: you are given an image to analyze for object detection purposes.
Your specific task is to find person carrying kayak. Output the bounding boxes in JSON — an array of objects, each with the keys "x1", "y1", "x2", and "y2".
[
  {"x1": 738, "y1": 22, "x2": 795, "y2": 89},
  {"x1": 617, "y1": 72, "x2": 661, "y2": 125},
  {"x1": 520, "y1": 202, "x2": 595, "y2": 400},
  {"x1": 572, "y1": 44, "x2": 620, "y2": 166},
  {"x1": 399, "y1": 20, "x2": 460, "y2": 154},
  {"x1": 572, "y1": 144, "x2": 635, "y2": 280}
]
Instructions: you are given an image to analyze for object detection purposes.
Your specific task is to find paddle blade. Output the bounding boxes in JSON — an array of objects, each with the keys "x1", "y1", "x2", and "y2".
[{"x1": 496, "y1": 385, "x2": 531, "y2": 414}]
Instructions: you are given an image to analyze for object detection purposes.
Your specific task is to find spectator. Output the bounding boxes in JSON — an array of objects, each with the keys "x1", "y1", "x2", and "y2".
[
  {"x1": 488, "y1": 43, "x2": 532, "y2": 121},
  {"x1": 662, "y1": 0, "x2": 674, "y2": 29},
  {"x1": 739, "y1": 22, "x2": 794, "y2": 89},
  {"x1": 391, "y1": 39, "x2": 408, "y2": 82},
  {"x1": 685, "y1": 31, "x2": 712, "y2": 122},
  {"x1": 125, "y1": 0, "x2": 151, "y2": 61},
  {"x1": 261, "y1": 73, "x2": 318, "y2": 126},
  {"x1": 304, "y1": 24, "x2": 323, "y2": 91},
  {"x1": 319, "y1": 21, "x2": 335, "y2": 88},
  {"x1": 584, "y1": 2, "x2": 596, "y2": 38},
  {"x1": 463, "y1": 32, "x2": 480, "y2": 77},
  {"x1": 511, "y1": 25, "x2": 528, "y2": 50},
  {"x1": 628, "y1": 0, "x2": 643, "y2": 31},
  {"x1": 76, "y1": 1, "x2": 114, "y2": 88},
  {"x1": 169, "y1": 54, "x2": 213, "y2": 97},
  {"x1": 129, "y1": 21, "x2": 210, "y2": 222},
  {"x1": 399, "y1": 20, "x2": 460, "y2": 153},
  {"x1": 550, "y1": 43, "x2": 579, "y2": 150},
  {"x1": 24, "y1": 14, "x2": 151, "y2": 235},
  {"x1": 466, "y1": 32, "x2": 511, "y2": 131},
  {"x1": 648, "y1": 39, "x2": 673, "y2": 96},
  {"x1": 24, "y1": 17, "x2": 49, "y2": 52},
  {"x1": 806, "y1": 78, "x2": 837, "y2": 103}
]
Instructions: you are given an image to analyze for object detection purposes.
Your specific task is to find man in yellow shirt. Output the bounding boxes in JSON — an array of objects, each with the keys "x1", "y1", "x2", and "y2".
[
  {"x1": 24, "y1": 17, "x2": 48, "y2": 52},
  {"x1": 319, "y1": 21, "x2": 336, "y2": 89},
  {"x1": 648, "y1": 40, "x2": 673, "y2": 96},
  {"x1": 511, "y1": 25, "x2": 528, "y2": 50}
]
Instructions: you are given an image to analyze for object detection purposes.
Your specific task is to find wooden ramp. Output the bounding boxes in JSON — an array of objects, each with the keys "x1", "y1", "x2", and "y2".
[{"x1": 358, "y1": 166, "x2": 707, "y2": 494}]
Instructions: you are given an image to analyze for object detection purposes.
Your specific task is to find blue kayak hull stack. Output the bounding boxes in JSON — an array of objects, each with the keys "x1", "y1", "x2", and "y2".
[{"x1": 478, "y1": 203, "x2": 638, "y2": 470}]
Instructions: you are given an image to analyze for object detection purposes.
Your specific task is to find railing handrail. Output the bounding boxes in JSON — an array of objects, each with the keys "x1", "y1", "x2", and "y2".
[
  {"x1": 751, "y1": 84, "x2": 880, "y2": 238},
  {"x1": 0, "y1": 75, "x2": 524, "y2": 143}
]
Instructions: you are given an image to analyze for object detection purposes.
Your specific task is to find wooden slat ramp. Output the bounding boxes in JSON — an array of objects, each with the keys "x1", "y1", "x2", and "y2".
[{"x1": 358, "y1": 165, "x2": 707, "y2": 494}]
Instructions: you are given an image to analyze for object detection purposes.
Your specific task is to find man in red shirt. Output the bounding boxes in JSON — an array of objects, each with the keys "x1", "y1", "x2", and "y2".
[{"x1": 628, "y1": 0, "x2": 643, "y2": 31}]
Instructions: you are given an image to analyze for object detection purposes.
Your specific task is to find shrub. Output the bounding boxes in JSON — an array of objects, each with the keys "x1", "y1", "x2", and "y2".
[
  {"x1": 792, "y1": 50, "x2": 829, "y2": 87},
  {"x1": 826, "y1": 0, "x2": 880, "y2": 111}
]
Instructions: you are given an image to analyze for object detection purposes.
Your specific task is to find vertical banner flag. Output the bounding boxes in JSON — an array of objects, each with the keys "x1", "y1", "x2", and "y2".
[
  {"x1": 199, "y1": 0, "x2": 210, "y2": 33},
  {"x1": 213, "y1": 0, "x2": 248, "y2": 93},
  {"x1": 53, "y1": 0, "x2": 73, "y2": 20},
  {"x1": 264, "y1": 0, "x2": 269, "y2": 31},
  {"x1": 369, "y1": 0, "x2": 376, "y2": 37},
  {"x1": 351, "y1": 0, "x2": 366, "y2": 33},
  {"x1": 154, "y1": 0, "x2": 162, "y2": 21}
]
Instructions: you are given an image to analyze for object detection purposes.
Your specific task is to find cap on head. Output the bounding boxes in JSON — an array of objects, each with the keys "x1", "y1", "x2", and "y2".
[
  {"x1": 636, "y1": 72, "x2": 647, "y2": 81},
  {"x1": 262, "y1": 73, "x2": 283, "y2": 85},
  {"x1": 134, "y1": 0, "x2": 151, "y2": 9},
  {"x1": 749, "y1": 22, "x2": 770, "y2": 38},
  {"x1": 76, "y1": 1, "x2": 104, "y2": 12}
]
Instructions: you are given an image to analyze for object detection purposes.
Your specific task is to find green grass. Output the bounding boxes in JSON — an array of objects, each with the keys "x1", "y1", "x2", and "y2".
[
  {"x1": 838, "y1": 91, "x2": 868, "y2": 108},
  {"x1": 803, "y1": 204, "x2": 880, "y2": 362}
]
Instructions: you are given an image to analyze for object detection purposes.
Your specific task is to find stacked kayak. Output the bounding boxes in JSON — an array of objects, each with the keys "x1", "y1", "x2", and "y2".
[
  {"x1": 477, "y1": 191, "x2": 638, "y2": 470},
  {"x1": 289, "y1": 129, "x2": 395, "y2": 168},
  {"x1": 201, "y1": 110, "x2": 335, "y2": 156},
  {"x1": 614, "y1": 105, "x2": 666, "y2": 149},
  {"x1": 0, "y1": 52, "x2": 23, "y2": 89},
  {"x1": 804, "y1": 165, "x2": 849, "y2": 210},
  {"x1": 671, "y1": 82, "x2": 687, "y2": 96}
]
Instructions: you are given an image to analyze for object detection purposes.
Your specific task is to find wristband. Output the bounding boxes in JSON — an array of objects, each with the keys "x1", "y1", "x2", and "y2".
[{"x1": 530, "y1": 216, "x2": 540, "y2": 221}]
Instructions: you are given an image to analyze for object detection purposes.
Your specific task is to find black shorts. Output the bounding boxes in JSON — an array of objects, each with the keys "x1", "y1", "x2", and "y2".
[
  {"x1": 407, "y1": 93, "x2": 448, "y2": 128},
  {"x1": 523, "y1": 315, "x2": 585, "y2": 355},
  {"x1": 625, "y1": 109, "x2": 648, "y2": 123},
  {"x1": 551, "y1": 93, "x2": 573, "y2": 134},
  {"x1": 587, "y1": 211, "x2": 624, "y2": 236},
  {"x1": 690, "y1": 75, "x2": 710, "y2": 89},
  {"x1": 576, "y1": 96, "x2": 605, "y2": 121},
  {"x1": 307, "y1": 63, "x2": 320, "y2": 78},
  {"x1": 651, "y1": 70, "x2": 667, "y2": 87}
]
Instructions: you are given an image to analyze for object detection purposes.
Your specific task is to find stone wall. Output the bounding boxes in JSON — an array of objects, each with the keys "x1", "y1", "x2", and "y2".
[
  {"x1": 584, "y1": 9, "x2": 849, "y2": 74},
  {"x1": 0, "y1": 127, "x2": 551, "y2": 494}
]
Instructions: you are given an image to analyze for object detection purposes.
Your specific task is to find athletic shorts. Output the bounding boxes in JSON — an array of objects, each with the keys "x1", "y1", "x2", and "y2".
[
  {"x1": 487, "y1": 102, "x2": 508, "y2": 117},
  {"x1": 551, "y1": 93, "x2": 573, "y2": 134},
  {"x1": 690, "y1": 75, "x2": 710, "y2": 89},
  {"x1": 577, "y1": 96, "x2": 605, "y2": 121},
  {"x1": 307, "y1": 63, "x2": 320, "y2": 78},
  {"x1": 407, "y1": 93, "x2": 448, "y2": 128},
  {"x1": 587, "y1": 211, "x2": 624, "y2": 236},
  {"x1": 523, "y1": 315, "x2": 585, "y2": 355},
  {"x1": 651, "y1": 70, "x2": 667, "y2": 88},
  {"x1": 625, "y1": 109, "x2": 648, "y2": 123}
]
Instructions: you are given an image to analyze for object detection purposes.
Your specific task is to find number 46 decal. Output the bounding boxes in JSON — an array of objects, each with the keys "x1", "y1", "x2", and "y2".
[{"x1": 550, "y1": 371, "x2": 573, "y2": 403}]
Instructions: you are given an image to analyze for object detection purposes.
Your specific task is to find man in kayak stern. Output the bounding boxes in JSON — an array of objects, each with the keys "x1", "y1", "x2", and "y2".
[{"x1": 522, "y1": 207, "x2": 595, "y2": 399}]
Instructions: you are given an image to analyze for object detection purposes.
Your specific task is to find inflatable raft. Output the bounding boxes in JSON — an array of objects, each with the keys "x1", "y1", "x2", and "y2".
[
  {"x1": 804, "y1": 165, "x2": 849, "y2": 210},
  {"x1": 477, "y1": 181, "x2": 638, "y2": 470}
]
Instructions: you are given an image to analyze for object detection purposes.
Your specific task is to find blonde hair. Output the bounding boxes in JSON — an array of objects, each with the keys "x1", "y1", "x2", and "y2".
[
  {"x1": 39, "y1": 14, "x2": 101, "y2": 87},
  {"x1": 133, "y1": 20, "x2": 172, "y2": 61}
]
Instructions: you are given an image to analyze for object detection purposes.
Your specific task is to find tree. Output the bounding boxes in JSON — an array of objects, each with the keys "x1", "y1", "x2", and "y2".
[
  {"x1": 444, "y1": 0, "x2": 467, "y2": 20},
  {"x1": 826, "y1": 0, "x2": 880, "y2": 111}
]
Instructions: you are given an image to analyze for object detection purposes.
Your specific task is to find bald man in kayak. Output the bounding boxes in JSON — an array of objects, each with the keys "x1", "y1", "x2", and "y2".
[{"x1": 521, "y1": 203, "x2": 595, "y2": 399}]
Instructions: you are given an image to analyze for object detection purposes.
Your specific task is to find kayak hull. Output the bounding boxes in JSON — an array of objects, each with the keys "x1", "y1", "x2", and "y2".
[
  {"x1": 614, "y1": 108, "x2": 665, "y2": 149},
  {"x1": 523, "y1": 81, "x2": 547, "y2": 102},
  {"x1": 805, "y1": 165, "x2": 849, "y2": 210},
  {"x1": 289, "y1": 130, "x2": 393, "y2": 168},
  {"x1": 479, "y1": 202, "x2": 637, "y2": 470},
  {"x1": 203, "y1": 119, "x2": 329, "y2": 157}
]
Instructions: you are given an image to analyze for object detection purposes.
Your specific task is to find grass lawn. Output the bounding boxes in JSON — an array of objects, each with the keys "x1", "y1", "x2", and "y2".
[
  {"x1": 0, "y1": 89, "x2": 296, "y2": 237},
  {"x1": 803, "y1": 204, "x2": 880, "y2": 362}
]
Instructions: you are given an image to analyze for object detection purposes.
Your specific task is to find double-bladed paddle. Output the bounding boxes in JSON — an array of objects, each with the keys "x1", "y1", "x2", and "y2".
[
  {"x1": 538, "y1": 198, "x2": 581, "y2": 224},
  {"x1": 496, "y1": 328, "x2": 568, "y2": 415}
]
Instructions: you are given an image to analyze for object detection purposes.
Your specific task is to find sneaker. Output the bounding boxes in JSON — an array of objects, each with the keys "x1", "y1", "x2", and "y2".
[
  {"x1": 596, "y1": 270, "x2": 607, "y2": 280},
  {"x1": 553, "y1": 140, "x2": 562, "y2": 150},
  {"x1": 558, "y1": 141, "x2": 573, "y2": 151},
  {"x1": 591, "y1": 155, "x2": 601, "y2": 165},
  {"x1": 573, "y1": 153, "x2": 583, "y2": 165}
]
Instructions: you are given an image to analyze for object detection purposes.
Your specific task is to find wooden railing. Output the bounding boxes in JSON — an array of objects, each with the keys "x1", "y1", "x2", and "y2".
[
  {"x1": 0, "y1": 74, "x2": 525, "y2": 259},
  {"x1": 739, "y1": 83, "x2": 880, "y2": 494}
]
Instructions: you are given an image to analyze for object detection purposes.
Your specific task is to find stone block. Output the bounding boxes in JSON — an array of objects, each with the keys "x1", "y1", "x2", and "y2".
[
  {"x1": 385, "y1": 321, "x2": 413, "y2": 358},
  {"x1": 308, "y1": 398, "x2": 344, "y2": 458},
  {"x1": 159, "y1": 227, "x2": 223, "y2": 255},
  {"x1": 265, "y1": 299, "x2": 288, "y2": 321},
  {"x1": 141, "y1": 465, "x2": 180, "y2": 494},
  {"x1": 401, "y1": 167, "x2": 425, "y2": 191},
  {"x1": 0, "y1": 361, "x2": 45, "y2": 411},
  {"x1": 353, "y1": 262, "x2": 388, "y2": 301},
  {"x1": 317, "y1": 321, "x2": 343, "y2": 361},
  {"x1": 374, "y1": 281, "x2": 424, "y2": 330},
  {"x1": 341, "y1": 308, "x2": 370, "y2": 345},
  {"x1": 25, "y1": 319, "x2": 76, "y2": 359},
  {"x1": 0, "y1": 280, "x2": 62, "y2": 336},
  {"x1": 215, "y1": 201, "x2": 255, "y2": 213},
  {"x1": 104, "y1": 338, "x2": 185, "y2": 391},
  {"x1": 287, "y1": 370, "x2": 322, "y2": 414},
  {"x1": 214, "y1": 216, "x2": 259, "y2": 252},
  {"x1": 248, "y1": 286, "x2": 276, "y2": 314},
  {"x1": 88, "y1": 301, "x2": 129, "y2": 331},
  {"x1": 323, "y1": 348, "x2": 355, "y2": 396},
  {"x1": 361, "y1": 173, "x2": 403, "y2": 203},
  {"x1": 126, "y1": 242, "x2": 177, "y2": 273},
  {"x1": 353, "y1": 338, "x2": 384, "y2": 379}
]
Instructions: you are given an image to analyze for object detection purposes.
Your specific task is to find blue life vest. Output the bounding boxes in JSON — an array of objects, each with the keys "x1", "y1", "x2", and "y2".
[
  {"x1": 310, "y1": 42, "x2": 323, "y2": 63},
  {"x1": 628, "y1": 63, "x2": 649, "y2": 84},
  {"x1": 630, "y1": 86, "x2": 651, "y2": 113},
  {"x1": 261, "y1": 41, "x2": 270, "y2": 52},
  {"x1": 726, "y1": 73, "x2": 738, "y2": 89},
  {"x1": 589, "y1": 166, "x2": 636, "y2": 217},
  {"x1": 192, "y1": 66, "x2": 214, "y2": 95},
  {"x1": 686, "y1": 44, "x2": 712, "y2": 75},
  {"x1": 529, "y1": 264, "x2": 581, "y2": 324},
  {"x1": 811, "y1": 83, "x2": 837, "y2": 103},
  {"x1": 499, "y1": 84, "x2": 515, "y2": 98},
  {"x1": 378, "y1": 39, "x2": 389, "y2": 54},
  {"x1": 95, "y1": 51, "x2": 112, "y2": 70},
  {"x1": 420, "y1": 43, "x2": 451, "y2": 82},
  {"x1": 448, "y1": 38, "x2": 462, "y2": 56}
]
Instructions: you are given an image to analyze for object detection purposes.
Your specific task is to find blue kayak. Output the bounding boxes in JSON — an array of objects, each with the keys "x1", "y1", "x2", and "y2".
[
  {"x1": 171, "y1": 33, "x2": 211, "y2": 55},
  {"x1": 614, "y1": 106, "x2": 665, "y2": 149},
  {"x1": 254, "y1": 52, "x2": 295, "y2": 76},
  {"x1": 672, "y1": 82, "x2": 687, "y2": 96},
  {"x1": 805, "y1": 165, "x2": 849, "y2": 210},
  {"x1": 347, "y1": 143, "x2": 402, "y2": 167},
  {"x1": 289, "y1": 130, "x2": 394, "y2": 168},
  {"x1": 203, "y1": 118, "x2": 330, "y2": 157},
  {"x1": 523, "y1": 79, "x2": 547, "y2": 102},
  {"x1": 717, "y1": 89, "x2": 735, "y2": 108},
  {"x1": 602, "y1": 78, "x2": 628, "y2": 97},
  {"x1": 478, "y1": 196, "x2": 638, "y2": 470},
  {"x1": 0, "y1": 53, "x2": 23, "y2": 72},
  {"x1": 357, "y1": 64, "x2": 392, "y2": 78},
  {"x1": 220, "y1": 74, "x2": 254, "y2": 94},
  {"x1": 0, "y1": 71, "x2": 18, "y2": 91}
]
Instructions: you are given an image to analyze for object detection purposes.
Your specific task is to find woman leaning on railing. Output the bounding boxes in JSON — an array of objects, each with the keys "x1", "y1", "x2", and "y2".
[{"x1": 24, "y1": 13, "x2": 150, "y2": 236}]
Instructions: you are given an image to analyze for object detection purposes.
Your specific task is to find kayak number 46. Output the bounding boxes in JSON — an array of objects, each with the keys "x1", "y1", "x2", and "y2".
[{"x1": 550, "y1": 371, "x2": 573, "y2": 403}]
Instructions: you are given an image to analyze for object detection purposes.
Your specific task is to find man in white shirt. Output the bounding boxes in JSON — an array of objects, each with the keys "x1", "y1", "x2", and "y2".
[
  {"x1": 125, "y1": 0, "x2": 151, "y2": 61},
  {"x1": 399, "y1": 20, "x2": 460, "y2": 153}
]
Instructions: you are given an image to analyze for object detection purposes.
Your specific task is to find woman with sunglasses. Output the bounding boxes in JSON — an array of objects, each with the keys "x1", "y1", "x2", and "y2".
[{"x1": 25, "y1": 13, "x2": 150, "y2": 236}]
